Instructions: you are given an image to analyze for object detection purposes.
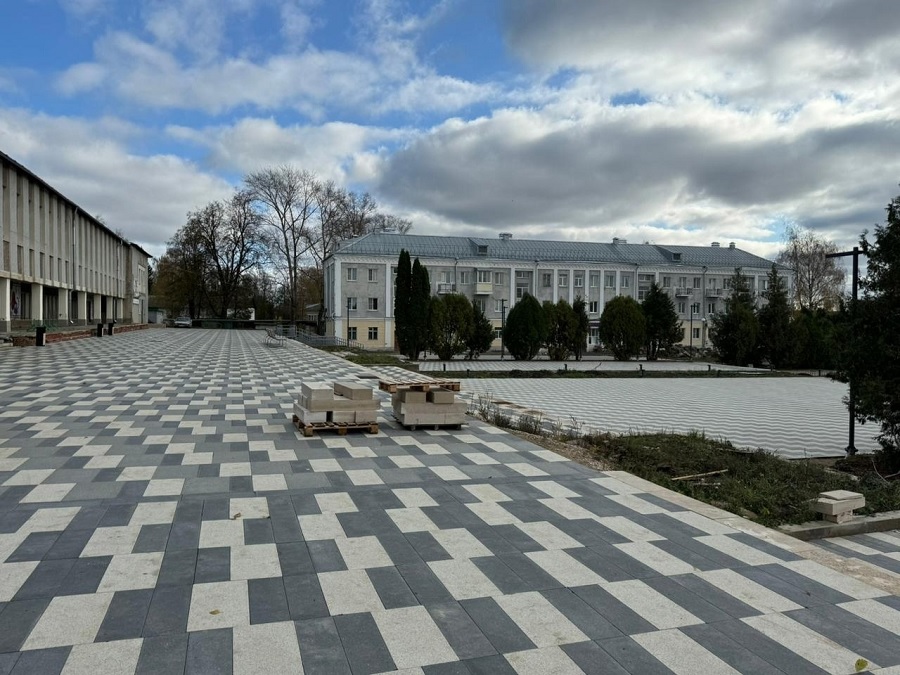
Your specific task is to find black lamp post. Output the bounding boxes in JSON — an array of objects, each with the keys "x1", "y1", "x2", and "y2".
[
  {"x1": 826, "y1": 246, "x2": 864, "y2": 455},
  {"x1": 346, "y1": 297, "x2": 352, "y2": 343}
]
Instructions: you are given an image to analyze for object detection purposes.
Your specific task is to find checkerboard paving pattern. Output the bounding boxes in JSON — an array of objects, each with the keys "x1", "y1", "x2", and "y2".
[{"x1": 0, "y1": 330, "x2": 898, "y2": 674}]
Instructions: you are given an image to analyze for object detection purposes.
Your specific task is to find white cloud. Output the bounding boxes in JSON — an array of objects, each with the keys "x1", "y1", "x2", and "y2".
[
  {"x1": 57, "y1": 0, "x2": 111, "y2": 19},
  {"x1": 0, "y1": 108, "x2": 232, "y2": 252}
]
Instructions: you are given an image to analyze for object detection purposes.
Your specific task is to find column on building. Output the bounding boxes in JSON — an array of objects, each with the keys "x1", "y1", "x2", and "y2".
[
  {"x1": 31, "y1": 283, "x2": 44, "y2": 322},
  {"x1": 568, "y1": 268, "x2": 575, "y2": 304},
  {"x1": 0, "y1": 278, "x2": 9, "y2": 332},
  {"x1": 552, "y1": 269, "x2": 559, "y2": 303},
  {"x1": 58, "y1": 289, "x2": 70, "y2": 322},
  {"x1": 333, "y1": 260, "x2": 342, "y2": 340},
  {"x1": 615, "y1": 270, "x2": 621, "y2": 297},
  {"x1": 93, "y1": 293, "x2": 102, "y2": 321},
  {"x1": 508, "y1": 266, "x2": 515, "y2": 305},
  {"x1": 383, "y1": 262, "x2": 393, "y2": 349},
  {"x1": 77, "y1": 292, "x2": 87, "y2": 325}
]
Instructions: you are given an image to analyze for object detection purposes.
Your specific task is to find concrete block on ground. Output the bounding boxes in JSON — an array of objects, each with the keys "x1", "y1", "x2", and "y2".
[
  {"x1": 301, "y1": 382, "x2": 334, "y2": 401},
  {"x1": 427, "y1": 389, "x2": 456, "y2": 404},
  {"x1": 334, "y1": 382, "x2": 373, "y2": 400},
  {"x1": 396, "y1": 402, "x2": 467, "y2": 416},
  {"x1": 397, "y1": 390, "x2": 427, "y2": 404},
  {"x1": 354, "y1": 410, "x2": 379, "y2": 424},
  {"x1": 815, "y1": 490, "x2": 865, "y2": 523},
  {"x1": 294, "y1": 403, "x2": 329, "y2": 424},
  {"x1": 330, "y1": 410, "x2": 357, "y2": 423},
  {"x1": 305, "y1": 395, "x2": 381, "y2": 413},
  {"x1": 396, "y1": 411, "x2": 465, "y2": 427}
]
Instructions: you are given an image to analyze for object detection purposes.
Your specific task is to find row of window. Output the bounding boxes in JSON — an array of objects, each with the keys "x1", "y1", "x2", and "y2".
[
  {"x1": 345, "y1": 297, "x2": 379, "y2": 311},
  {"x1": 346, "y1": 268, "x2": 380, "y2": 282},
  {"x1": 346, "y1": 326, "x2": 380, "y2": 341}
]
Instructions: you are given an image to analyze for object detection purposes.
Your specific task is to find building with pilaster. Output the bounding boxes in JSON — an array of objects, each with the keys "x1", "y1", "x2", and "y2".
[
  {"x1": 0, "y1": 150, "x2": 151, "y2": 334},
  {"x1": 323, "y1": 232, "x2": 787, "y2": 351}
]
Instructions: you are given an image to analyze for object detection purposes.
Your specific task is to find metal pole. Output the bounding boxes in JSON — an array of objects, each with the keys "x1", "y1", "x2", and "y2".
[
  {"x1": 346, "y1": 297, "x2": 351, "y2": 343},
  {"x1": 826, "y1": 246, "x2": 864, "y2": 455},
  {"x1": 689, "y1": 311, "x2": 694, "y2": 357}
]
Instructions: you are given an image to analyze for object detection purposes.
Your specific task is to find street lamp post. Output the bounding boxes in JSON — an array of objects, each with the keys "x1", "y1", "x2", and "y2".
[
  {"x1": 500, "y1": 298, "x2": 507, "y2": 359},
  {"x1": 826, "y1": 246, "x2": 864, "y2": 455}
]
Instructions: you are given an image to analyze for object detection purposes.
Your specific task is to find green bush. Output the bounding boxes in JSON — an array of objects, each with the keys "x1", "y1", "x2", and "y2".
[
  {"x1": 503, "y1": 293, "x2": 548, "y2": 360},
  {"x1": 598, "y1": 296, "x2": 645, "y2": 360}
]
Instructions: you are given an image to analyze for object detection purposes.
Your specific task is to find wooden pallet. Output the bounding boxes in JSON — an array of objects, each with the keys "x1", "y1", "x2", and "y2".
[
  {"x1": 378, "y1": 380, "x2": 461, "y2": 393},
  {"x1": 292, "y1": 414, "x2": 379, "y2": 437},
  {"x1": 392, "y1": 414, "x2": 464, "y2": 431}
]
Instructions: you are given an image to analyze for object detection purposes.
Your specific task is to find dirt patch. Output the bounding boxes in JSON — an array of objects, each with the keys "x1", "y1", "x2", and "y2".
[{"x1": 506, "y1": 428, "x2": 615, "y2": 472}]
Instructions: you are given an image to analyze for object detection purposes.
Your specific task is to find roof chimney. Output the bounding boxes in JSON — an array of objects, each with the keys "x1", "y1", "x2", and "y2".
[
  {"x1": 499, "y1": 232, "x2": 512, "y2": 241},
  {"x1": 729, "y1": 242, "x2": 735, "y2": 249},
  {"x1": 711, "y1": 242, "x2": 720, "y2": 247},
  {"x1": 612, "y1": 237, "x2": 627, "y2": 245}
]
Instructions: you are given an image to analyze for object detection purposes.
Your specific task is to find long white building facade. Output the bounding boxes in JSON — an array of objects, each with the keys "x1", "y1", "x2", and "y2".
[
  {"x1": 324, "y1": 232, "x2": 788, "y2": 351},
  {"x1": 0, "y1": 151, "x2": 151, "y2": 334}
]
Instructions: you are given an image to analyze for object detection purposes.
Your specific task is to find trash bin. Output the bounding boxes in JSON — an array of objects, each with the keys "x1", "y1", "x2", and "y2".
[
  {"x1": 108, "y1": 322, "x2": 115, "y2": 335},
  {"x1": 96, "y1": 323, "x2": 104, "y2": 337},
  {"x1": 35, "y1": 326, "x2": 46, "y2": 347}
]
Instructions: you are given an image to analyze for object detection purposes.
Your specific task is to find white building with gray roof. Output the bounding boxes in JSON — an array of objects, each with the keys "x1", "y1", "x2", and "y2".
[{"x1": 324, "y1": 232, "x2": 788, "y2": 351}]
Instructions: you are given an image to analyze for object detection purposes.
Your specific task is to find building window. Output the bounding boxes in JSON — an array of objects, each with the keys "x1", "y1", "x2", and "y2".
[
  {"x1": 558, "y1": 273, "x2": 568, "y2": 287},
  {"x1": 574, "y1": 274, "x2": 584, "y2": 288},
  {"x1": 589, "y1": 301, "x2": 599, "y2": 313},
  {"x1": 760, "y1": 279, "x2": 769, "y2": 290},
  {"x1": 515, "y1": 286, "x2": 526, "y2": 299},
  {"x1": 347, "y1": 267, "x2": 357, "y2": 281},
  {"x1": 494, "y1": 299, "x2": 505, "y2": 313},
  {"x1": 440, "y1": 270, "x2": 451, "y2": 283},
  {"x1": 474, "y1": 299, "x2": 486, "y2": 312},
  {"x1": 493, "y1": 272, "x2": 505, "y2": 285},
  {"x1": 692, "y1": 327, "x2": 701, "y2": 339},
  {"x1": 391, "y1": 266, "x2": 398, "y2": 276},
  {"x1": 605, "y1": 274, "x2": 615, "y2": 288},
  {"x1": 691, "y1": 302, "x2": 701, "y2": 315},
  {"x1": 348, "y1": 327, "x2": 357, "y2": 340},
  {"x1": 368, "y1": 297, "x2": 378, "y2": 311},
  {"x1": 621, "y1": 276, "x2": 630, "y2": 288},
  {"x1": 346, "y1": 297, "x2": 357, "y2": 311},
  {"x1": 494, "y1": 328, "x2": 503, "y2": 339},
  {"x1": 477, "y1": 270, "x2": 491, "y2": 284},
  {"x1": 542, "y1": 272, "x2": 552, "y2": 287},
  {"x1": 662, "y1": 276, "x2": 671, "y2": 288},
  {"x1": 638, "y1": 288, "x2": 649, "y2": 301},
  {"x1": 459, "y1": 271, "x2": 471, "y2": 284},
  {"x1": 707, "y1": 302, "x2": 716, "y2": 315},
  {"x1": 708, "y1": 277, "x2": 717, "y2": 288},
  {"x1": 368, "y1": 268, "x2": 377, "y2": 282},
  {"x1": 678, "y1": 302, "x2": 686, "y2": 314},
  {"x1": 368, "y1": 327, "x2": 378, "y2": 340},
  {"x1": 590, "y1": 274, "x2": 599, "y2": 288},
  {"x1": 723, "y1": 277, "x2": 733, "y2": 289},
  {"x1": 693, "y1": 276, "x2": 701, "y2": 288}
]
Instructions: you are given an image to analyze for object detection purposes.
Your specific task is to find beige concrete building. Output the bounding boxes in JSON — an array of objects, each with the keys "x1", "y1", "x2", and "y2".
[
  {"x1": 0, "y1": 151, "x2": 151, "y2": 334},
  {"x1": 324, "y1": 232, "x2": 788, "y2": 351}
]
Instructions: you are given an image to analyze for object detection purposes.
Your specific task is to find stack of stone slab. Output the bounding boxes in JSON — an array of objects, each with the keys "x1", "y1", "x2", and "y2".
[
  {"x1": 294, "y1": 381, "x2": 380, "y2": 426},
  {"x1": 391, "y1": 385, "x2": 466, "y2": 429},
  {"x1": 814, "y1": 489, "x2": 865, "y2": 524}
]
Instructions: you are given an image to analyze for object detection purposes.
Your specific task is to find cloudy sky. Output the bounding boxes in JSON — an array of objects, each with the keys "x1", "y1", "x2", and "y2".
[{"x1": 2, "y1": 0, "x2": 899, "y2": 260}]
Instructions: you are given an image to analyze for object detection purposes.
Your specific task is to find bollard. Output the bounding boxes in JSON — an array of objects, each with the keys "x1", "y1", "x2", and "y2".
[
  {"x1": 35, "y1": 326, "x2": 46, "y2": 347},
  {"x1": 96, "y1": 323, "x2": 104, "y2": 337},
  {"x1": 108, "y1": 322, "x2": 115, "y2": 335},
  {"x1": 443, "y1": 363, "x2": 446, "y2": 372}
]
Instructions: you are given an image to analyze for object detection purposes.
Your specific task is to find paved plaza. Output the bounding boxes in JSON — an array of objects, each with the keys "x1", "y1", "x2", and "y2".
[
  {"x1": 454, "y1": 378, "x2": 879, "y2": 459},
  {"x1": 0, "y1": 330, "x2": 898, "y2": 674},
  {"x1": 419, "y1": 359, "x2": 761, "y2": 373}
]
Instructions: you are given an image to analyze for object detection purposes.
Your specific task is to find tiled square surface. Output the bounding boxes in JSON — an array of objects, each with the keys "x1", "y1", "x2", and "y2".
[{"x1": 0, "y1": 330, "x2": 896, "y2": 674}]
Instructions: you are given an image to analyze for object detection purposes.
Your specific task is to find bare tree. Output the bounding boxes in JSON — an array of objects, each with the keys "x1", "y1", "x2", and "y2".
[
  {"x1": 245, "y1": 166, "x2": 318, "y2": 323},
  {"x1": 368, "y1": 212, "x2": 413, "y2": 234},
  {"x1": 777, "y1": 225, "x2": 846, "y2": 310},
  {"x1": 188, "y1": 191, "x2": 263, "y2": 318}
]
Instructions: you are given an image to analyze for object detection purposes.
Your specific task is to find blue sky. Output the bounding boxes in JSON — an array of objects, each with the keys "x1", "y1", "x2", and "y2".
[{"x1": 2, "y1": 0, "x2": 899, "y2": 260}]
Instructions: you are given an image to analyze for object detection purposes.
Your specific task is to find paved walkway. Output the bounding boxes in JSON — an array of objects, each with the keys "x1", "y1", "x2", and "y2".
[
  {"x1": 818, "y1": 531, "x2": 900, "y2": 579},
  {"x1": 453, "y1": 378, "x2": 878, "y2": 459},
  {"x1": 419, "y1": 359, "x2": 761, "y2": 373},
  {"x1": 0, "y1": 330, "x2": 897, "y2": 674}
]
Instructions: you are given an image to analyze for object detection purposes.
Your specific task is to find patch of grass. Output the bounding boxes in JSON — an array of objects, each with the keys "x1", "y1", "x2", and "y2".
[
  {"x1": 585, "y1": 432, "x2": 900, "y2": 527},
  {"x1": 343, "y1": 352, "x2": 413, "y2": 367},
  {"x1": 437, "y1": 369, "x2": 804, "y2": 379}
]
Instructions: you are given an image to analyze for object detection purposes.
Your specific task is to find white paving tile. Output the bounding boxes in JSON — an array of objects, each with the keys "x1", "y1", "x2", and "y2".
[
  {"x1": 231, "y1": 544, "x2": 282, "y2": 580},
  {"x1": 24, "y1": 593, "x2": 114, "y2": 649},
  {"x1": 143, "y1": 478, "x2": 184, "y2": 497},
  {"x1": 229, "y1": 497, "x2": 269, "y2": 519},
  {"x1": 385, "y1": 507, "x2": 439, "y2": 533},
  {"x1": 318, "y1": 569, "x2": 384, "y2": 615},
  {"x1": 97, "y1": 552, "x2": 164, "y2": 592},
  {"x1": 525, "y1": 550, "x2": 606, "y2": 587},
  {"x1": 695, "y1": 535, "x2": 782, "y2": 566},
  {"x1": 782, "y1": 560, "x2": 888, "y2": 600},
  {"x1": 596, "y1": 516, "x2": 664, "y2": 542},
  {"x1": 506, "y1": 463, "x2": 549, "y2": 477},
  {"x1": 697, "y1": 569, "x2": 803, "y2": 613},
  {"x1": 606, "y1": 493, "x2": 667, "y2": 515},
  {"x1": 495, "y1": 591, "x2": 588, "y2": 647},
  {"x1": 81, "y1": 526, "x2": 142, "y2": 557},
  {"x1": 431, "y1": 528, "x2": 492, "y2": 560},
  {"x1": 0, "y1": 561, "x2": 39, "y2": 601},
  {"x1": 429, "y1": 465, "x2": 469, "y2": 481},
  {"x1": 316, "y1": 492, "x2": 358, "y2": 513},
  {"x1": 252, "y1": 474, "x2": 288, "y2": 491},
  {"x1": 233, "y1": 621, "x2": 302, "y2": 675},
  {"x1": 335, "y1": 536, "x2": 393, "y2": 570},
  {"x1": 428, "y1": 559, "x2": 501, "y2": 600},
  {"x1": 310, "y1": 458, "x2": 342, "y2": 472},
  {"x1": 615, "y1": 541, "x2": 698, "y2": 576},
  {"x1": 515, "y1": 522, "x2": 581, "y2": 550},
  {"x1": 664, "y1": 510, "x2": 738, "y2": 535},
  {"x1": 187, "y1": 580, "x2": 250, "y2": 631},
  {"x1": 129, "y1": 501, "x2": 178, "y2": 526},
  {"x1": 61, "y1": 638, "x2": 142, "y2": 675},
  {"x1": 634, "y1": 629, "x2": 741, "y2": 675},
  {"x1": 604, "y1": 580, "x2": 704, "y2": 630},
  {"x1": 466, "y1": 501, "x2": 521, "y2": 526},
  {"x1": 199, "y1": 519, "x2": 246, "y2": 549},
  {"x1": 464, "y1": 484, "x2": 512, "y2": 503},
  {"x1": 505, "y1": 647, "x2": 583, "y2": 675},
  {"x1": 373, "y1": 606, "x2": 457, "y2": 669},
  {"x1": 346, "y1": 469, "x2": 384, "y2": 486},
  {"x1": 742, "y1": 613, "x2": 876, "y2": 675},
  {"x1": 839, "y1": 599, "x2": 900, "y2": 635},
  {"x1": 527, "y1": 481, "x2": 580, "y2": 499},
  {"x1": 392, "y1": 488, "x2": 438, "y2": 508}
]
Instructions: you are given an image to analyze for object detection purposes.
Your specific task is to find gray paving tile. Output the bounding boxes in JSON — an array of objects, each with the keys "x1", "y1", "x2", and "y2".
[
  {"x1": 143, "y1": 584, "x2": 192, "y2": 637},
  {"x1": 573, "y1": 585, "x2": 658, "y2": 635},
  {"x1": 248, "y1": 577, "x2": 290, "y2": 624},
  {"x1": 95, "y1": 588, "x2": 153, "y2": 641},
  {"x1": 284, "y1": 574, "x2": 330, "y2": 621},
  {"x1": 598, "y1": 636, "x2": 676, "y2": 675},
  {"x1": 710, "y1": 619, "x2": 830, "y2": 675},
  {"x1": 0, "y1": 599, "x2": 50, "y2": 653},
  {"x1": 561, "y1": 640, "x2": 631, "y2": 675},
  {"x1": 427, "y1": 601, "x2": 497, "y2": 660},
  {"x1": 396, "y1": 562, "x2": 455, "y2": 605},
  {"x1": 366, "y1": 566, "x2": 418, "y2": 609},
  {"x1": 787, "y1": 605, "x2": 900, "y2": 667},
  {"x1": 136, "y1": 634, "x2": 189, "y2": 675},
  {"x1": 185, "y1": 628, "x2": 233, "y2": 675},
  {"x1": 8, "y1": 647, "x2": 69, "y2": 675},
  {"x1": 295, "y1": 617, "x2": 352, "y2": 675},
  {"x1": 541, "y1": 587, "x2": 624, "y2": 640},
  {"x1": 157, "y1": 548, "x2": 198, "y2": 587},
  {"x1": 459, "y1": 597, "x2": 535, "y2": 654},
  {"x1": 462, "y1": 654, "x2": 517, "y2": 674},
  {"x1": 276, "y1": 541, "x2": 316, "y2": 576},
  {"x1": 333, "y1": 612, "x2": 395, "y2": 675}
]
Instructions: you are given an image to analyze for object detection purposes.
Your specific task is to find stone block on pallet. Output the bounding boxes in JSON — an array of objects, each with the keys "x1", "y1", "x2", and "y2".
[
  {"x1": 427, "y1": 389, "x2": 455, "y2": 404},
  {"x1": 396, "y1": 390, "x2": 427, "y2": 404},
  {"x1": 354, "y1": 410, "x2": 379, "y2": 424},
  {"x1": 304, "y1": 395, "x2": 381, "y2": 413},
  {"x1": 294, "y1": 403, "x2": 329, "y2": 424},
  {"x1": 334, "y1": 382, "x2": 373, "y2": 400},
  {"x1": 395, "y1": 402, "x2": 467, "y2": 416},
  {"x1": 396, "y1": 412, "x2": 465, "y2": 427},
  {"x1": 330, "y1": 410, "x2": 357, "y2": 423},
  {"x1": 301, "y1": 382, "x2": 335, "y2": 401}
]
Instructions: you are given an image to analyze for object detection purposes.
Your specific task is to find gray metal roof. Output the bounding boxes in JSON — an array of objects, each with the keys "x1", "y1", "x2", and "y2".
[{"x1": 334, "y1": 233, "x2": 780, "y2": 269}]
